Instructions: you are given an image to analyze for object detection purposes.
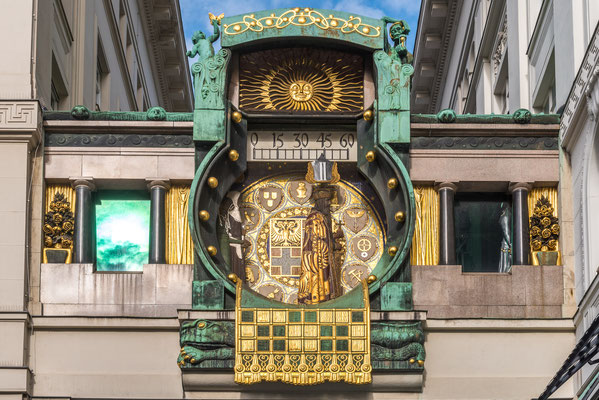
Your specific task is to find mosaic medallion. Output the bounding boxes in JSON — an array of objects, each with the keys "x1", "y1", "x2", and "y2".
[{"x1": 235, "y1": 174, "x2": 385, "y2": 304}]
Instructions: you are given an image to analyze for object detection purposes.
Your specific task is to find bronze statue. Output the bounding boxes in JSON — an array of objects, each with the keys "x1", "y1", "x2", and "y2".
[
  {"x1": 381, "y1": 17, "x2": 411, "y2": 64},
  {"x1": 186, "y1": 13, "x2": 223, "y2": 60}
]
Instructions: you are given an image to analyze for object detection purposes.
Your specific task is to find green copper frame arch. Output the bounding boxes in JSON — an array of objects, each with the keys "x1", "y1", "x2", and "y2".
[{"x1": 188, "y1": 8, "x2": 415, "y2": 301}]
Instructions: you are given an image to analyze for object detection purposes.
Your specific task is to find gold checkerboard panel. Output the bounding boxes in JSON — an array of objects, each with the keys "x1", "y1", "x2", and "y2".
[{"x1": 234, "y1": 281, "x2": 372, "y2": 385}]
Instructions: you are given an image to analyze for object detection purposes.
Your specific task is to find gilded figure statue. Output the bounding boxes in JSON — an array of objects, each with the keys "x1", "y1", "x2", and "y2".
[
  {"x1": 298, "y1": 157, "x2": 343, "y2": 304},
  {"x1": 298, "y1": 210, "x2": 341, "y2": 304}
]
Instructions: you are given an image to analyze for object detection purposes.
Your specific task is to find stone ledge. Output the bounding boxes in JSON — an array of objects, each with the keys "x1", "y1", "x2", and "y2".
[
  {"x1": 40, "y1": 263, "x2": 192, "y2": 317},
  {"x1": 32, "y1": 316, "x2": 179, "y2": 330},
  {"x1": 425, "y1": 318, "x2": 574, "y2": 332},
  {"x1": 181, "y1": 371, "x2": 423, "y2": 397},
  {"x1": 0, "y1": 366, "x2": 30, "y2": 394},
  {"x1": 412, "y1": 264, "x2": 564, "y2": 318}
]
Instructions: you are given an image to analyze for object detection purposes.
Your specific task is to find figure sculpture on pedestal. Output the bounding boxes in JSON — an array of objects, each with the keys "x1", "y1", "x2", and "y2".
[{"x1": 298, "y1": 155, "x2": 343, "y2": 304}]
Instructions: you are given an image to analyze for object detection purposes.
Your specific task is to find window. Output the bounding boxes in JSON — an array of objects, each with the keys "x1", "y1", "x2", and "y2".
[
  {"x1": 50, "y1": 53, "x2": 68, "y2": 110},
  {"x1": 51, "y1": 82, "x2": 60, "y2": 111},
  {"x1": 94, "y1": 191, "x2": 150, "y2": 271},
  {"x1": 96, "y1": 36, "x2": 109, "y2": 111},
  {"x1": 136, "y1": 70, "x2": 144, "y2": 110},
  {"x1": 454, "y1": 193, "x2": 512, "y2": 272}
]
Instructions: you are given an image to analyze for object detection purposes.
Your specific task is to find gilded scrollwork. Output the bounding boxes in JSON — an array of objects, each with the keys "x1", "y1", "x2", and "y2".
[{"x1": 224, "y1": 8, "x2": 381, "y2": 38}]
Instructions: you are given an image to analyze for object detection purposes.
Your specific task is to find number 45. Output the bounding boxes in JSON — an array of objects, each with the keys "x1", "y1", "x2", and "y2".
[{"x1": 317, "y1": 133, "x2": 332, "y2": 148}]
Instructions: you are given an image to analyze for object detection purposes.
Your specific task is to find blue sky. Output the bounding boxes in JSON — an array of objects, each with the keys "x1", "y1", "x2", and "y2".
[{"x1": 179, "y1": 0, "x2": 422, "y2": 60}]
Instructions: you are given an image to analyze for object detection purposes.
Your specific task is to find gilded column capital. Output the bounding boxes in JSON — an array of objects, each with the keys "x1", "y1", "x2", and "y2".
[
  {"x1": 146, "y1": 178, "x2": 171, "y2": 191},
  {"x1": 435, "y1": 182, "x2": 457, "y2": 192},
  {"x1": 69, "y1": 177, "x2": 96, "y2": 191}
]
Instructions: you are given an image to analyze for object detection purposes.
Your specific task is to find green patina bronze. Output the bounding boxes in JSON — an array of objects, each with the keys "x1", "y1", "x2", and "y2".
[
  {"x1": 513, "y1": 108, "x2": 533, "y2": 124},
  {"x1": 380, "y1": 282, "x2": 413, "y2": 311},
  {"x1": 146, "y1": 106, "x2": 167, "y2": 121},
  {"x1": 411, "y1": 111, "x2": 560, "y2": 124},
  {"x1": 220, "y1": 8, "x2": 385, "y2": 50},
  {"x1": 178, "y1": 319, "x2": 235, "y2": 368},
  {"x1": 187, "y1": 18, "x2": 230, "y2": 142},
  {"x1": 437, "y1": 108, "x2": 457, "y2": 123},
  {"x1": 44, "y1": 107, "x2": 193, "y2": 121},
  {"x1": 373, "y1": 18, "x2": 413, "y2": 144}
]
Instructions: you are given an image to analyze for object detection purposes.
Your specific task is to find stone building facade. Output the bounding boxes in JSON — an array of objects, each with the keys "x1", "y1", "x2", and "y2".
[{"x1": 0, "y1": 3, "x2": 583, "y2": 400}]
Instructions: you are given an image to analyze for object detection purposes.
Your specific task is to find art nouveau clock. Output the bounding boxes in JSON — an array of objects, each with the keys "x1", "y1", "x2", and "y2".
[{"x1": 178, "y1": 8, "x2": 425, "y2": 385}]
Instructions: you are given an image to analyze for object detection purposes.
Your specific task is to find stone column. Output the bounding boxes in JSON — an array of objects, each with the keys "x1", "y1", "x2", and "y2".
[
  {"x1": 70, "y1": 177, "x2": 95, "y2": 263},
  {"x1": 511, "y1": 183, "x2": 532, "y2": 265},
  {"x1": 147, "y1": 179, "x2": 170, "y2": 264},
  {"x1": 437, "y1": 182, "x2": 457, "y2": 265}
]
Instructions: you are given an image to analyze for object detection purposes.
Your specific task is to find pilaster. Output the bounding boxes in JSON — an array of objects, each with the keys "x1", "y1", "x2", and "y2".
[{"x1": 0, "y1": 100, "x2": 41, "y2": 399}]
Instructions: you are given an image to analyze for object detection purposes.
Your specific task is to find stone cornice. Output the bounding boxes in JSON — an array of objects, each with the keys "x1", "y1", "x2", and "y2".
[
  {"x1": 560, "y1": 22, "x2": 599, "y2": 150},
  {"x1": 0, "y1": 101, "x2": 42, "y2": 147},
  {"x1": 136, "y1": 0, "x2": 193, "y2": 112}
]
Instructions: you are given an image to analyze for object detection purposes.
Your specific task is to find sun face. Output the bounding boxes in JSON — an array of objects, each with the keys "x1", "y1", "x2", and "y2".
[{"x1": 239, "y1": 48, "x2": 364, "y2": 112}]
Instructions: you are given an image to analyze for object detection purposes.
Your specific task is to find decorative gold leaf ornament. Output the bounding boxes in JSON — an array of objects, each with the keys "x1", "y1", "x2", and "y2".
[
  {"x1": 224, "y1": 8, "x2": 380, "y2": 37},
  {"x1": 529, "y1": 196, "x2": 559, "y2": 251},
  {"x1": 239, "y1": 48, "x2": 363, "y2": 112}
]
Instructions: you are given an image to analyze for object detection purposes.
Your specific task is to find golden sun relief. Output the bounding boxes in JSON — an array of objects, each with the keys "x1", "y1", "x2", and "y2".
[{"x1": 239, "y1": 48, "x2": 364, "y2": 112}]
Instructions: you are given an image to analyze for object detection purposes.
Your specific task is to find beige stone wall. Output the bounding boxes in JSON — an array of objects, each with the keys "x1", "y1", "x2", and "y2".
[
  {"x1": 422, "y1": 320, "x2": 575, "y2": 399},
  {"x1": 413, "y1": 265, "x2": 566, "y2": 318},
  {"x1": 40, "y1": 263, "x2": 192, "y2": 317},
  {"x1": 30, "y1": 318, "x2": 183, "y2": 398},
  {"x1": 25, "y1": 317, "x2": 574, "y2": 400},
  {"x1": 410, "y1": 149, "x2": 559, "y2": 185}
]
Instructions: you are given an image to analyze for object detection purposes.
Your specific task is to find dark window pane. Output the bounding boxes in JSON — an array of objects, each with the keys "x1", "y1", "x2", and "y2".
[{"x1": 454, "y1": 193, "x2": 512, "y2": 272}]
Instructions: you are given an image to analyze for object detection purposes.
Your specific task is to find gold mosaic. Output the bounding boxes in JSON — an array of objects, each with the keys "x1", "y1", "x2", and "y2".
[{"x1": 234, "y1": 278, "x2": 372, "y2": 385}]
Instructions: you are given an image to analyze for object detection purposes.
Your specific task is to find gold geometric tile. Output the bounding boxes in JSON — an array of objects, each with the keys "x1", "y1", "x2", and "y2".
[
  {"x1": 351, "y1": 325, "x2": 365, "y2": 337},
  {"x1": 241, "y1": 325, "x2": 255, "y2": 337},
  {"x1": 335, "y1": 310, "x2": 349, "y2": 323},
  {"x1": 241, "y1": 339, "x2": 255, "y2": 352},
  {"x1": 304, "y1": 339, "x2": 318, "y2": 352},
  {"x1": 304, "y1": 325, "x2": 318, "y2": 337},
  {"x1": 289, "y1": 339, "x2": 302, "y2": 352},
  {"x1": 257, "y1": 310, "x2": 270, "y2": 323},
  {"x1": 289, "y1": 325, "x2": 302, "y2": 337},
  {"x1": 273, "y1": 310, "x2": 286, "y2": 323},
  {"x1": 320, "y1": 310, "x2": 333, "y2": 323},
  {"x1": 351, "y1": 339, "x2": 365, "y2": 352}
]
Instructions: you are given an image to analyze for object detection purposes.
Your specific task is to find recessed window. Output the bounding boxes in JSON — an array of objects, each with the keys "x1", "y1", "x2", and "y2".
[
  {"x1": 96, "y1": 36, "x2": 109, "y2": 111},
  {"x1": 51, "y1": 53, "x2": 68, "y2": 110},
  {"x1": 454, "y1": 193, "x2": 512, "y2": 272},
  {"x1": 94, "y1": 191, "x2": 150, "y2": 271}
]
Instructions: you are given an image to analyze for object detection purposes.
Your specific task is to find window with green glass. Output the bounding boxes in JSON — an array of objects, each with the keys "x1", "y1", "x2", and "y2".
[
  {"x1": 454, "y1": 193, "x2": 512, "y2": 273},
  {"x1": 94, "y1": 190, "x2": 150, "y2": 271}
]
